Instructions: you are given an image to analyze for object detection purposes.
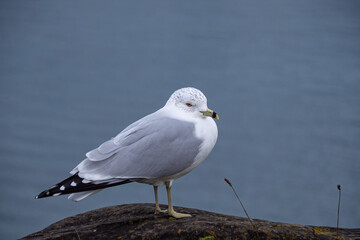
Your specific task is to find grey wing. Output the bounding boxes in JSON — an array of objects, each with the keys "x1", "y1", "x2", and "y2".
[
  {"x1": 71, "y1": 116, "x2": 203, "y2": 181},
  {"x1": 84, "y1": 111, "x2": 158, "y2": 162}
]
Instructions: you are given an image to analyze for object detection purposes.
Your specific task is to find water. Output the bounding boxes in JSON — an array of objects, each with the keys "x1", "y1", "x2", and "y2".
[{"x1": 1, "y1": 1, "x2": 360, "y2": 239}]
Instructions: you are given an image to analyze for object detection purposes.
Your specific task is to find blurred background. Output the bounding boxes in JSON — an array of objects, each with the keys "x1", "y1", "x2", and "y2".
[{"x1": 1, "y1": 0, "x2": 359, "y2": 239}]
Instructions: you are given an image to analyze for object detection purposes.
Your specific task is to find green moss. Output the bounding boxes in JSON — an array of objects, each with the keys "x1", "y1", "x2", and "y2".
[
  {"x1": 199, "y1": 236, "x2": 215, "y2": 240},
  {"x1": 312, "y1": 227, "x2": 332, "y2": 235},
  {"x1": 272, "y1": 224, "x2": 283, "y2": 229}
]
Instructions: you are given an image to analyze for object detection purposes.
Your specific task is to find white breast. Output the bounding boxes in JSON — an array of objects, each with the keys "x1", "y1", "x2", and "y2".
[
  {"x1": 166, "y1": 117, "x2": 218, "y2": 181},
  {"x1": 141, "y1": 107, "x2": 218, "y2": 185},
  {"x1": 193, "y1": 117, "x2": 218, "y2": 168}
]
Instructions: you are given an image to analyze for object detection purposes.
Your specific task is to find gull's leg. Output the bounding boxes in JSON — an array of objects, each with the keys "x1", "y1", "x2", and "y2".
[
  {"x1": 153, "y1": 186, "x2": 167, "y2": 213},
  {"x1": 165, "y1": 181, "x2": 191, "y2": 218}
]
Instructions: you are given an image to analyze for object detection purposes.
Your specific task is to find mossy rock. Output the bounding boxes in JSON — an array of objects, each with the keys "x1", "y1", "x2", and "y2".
[{"x1": 22, "y1": 203, "x2": 360, "y2": 240}]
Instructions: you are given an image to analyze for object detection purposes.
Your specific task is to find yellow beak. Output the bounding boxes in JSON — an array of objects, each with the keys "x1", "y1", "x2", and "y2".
[{"x1": 200, "y1": 108, "x2": 219, "y2": 120}]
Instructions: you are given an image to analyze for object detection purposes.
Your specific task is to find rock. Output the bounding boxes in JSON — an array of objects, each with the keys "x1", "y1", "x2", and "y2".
[{"x1": 22, "y1": 203, "x2": 359, "y2": 240}]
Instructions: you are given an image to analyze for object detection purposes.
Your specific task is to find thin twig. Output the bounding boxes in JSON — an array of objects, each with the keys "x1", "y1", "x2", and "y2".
[
  {"x1": 75, "y1": 228, "x2": 81, "y2": 240},
  {"x1": 224, "y1": 178, "x2": 256, "y2": 229},
  {"x1": 337, "y1": 184, "x2": 341, "y2": 238}
]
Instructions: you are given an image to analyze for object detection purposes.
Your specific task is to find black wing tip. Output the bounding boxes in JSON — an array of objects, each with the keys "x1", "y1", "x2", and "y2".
[
  {"x1": 35, "y1": 189, "x2": 53, "y2": 199},
  {"x1": 35, "y1": 194, "x2": 43, "y2": 199},
  {"x1": 35, "y1": 194, "x2": 44, "y2": 199},
  {"x1": 35, "y1": 174, "x2": 134, "y2": 200}
]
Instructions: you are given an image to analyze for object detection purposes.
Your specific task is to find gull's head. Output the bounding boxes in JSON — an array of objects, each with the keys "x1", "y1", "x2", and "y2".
[{"x1": 165, "y1": 87, "x2": 219, "y2": 120}]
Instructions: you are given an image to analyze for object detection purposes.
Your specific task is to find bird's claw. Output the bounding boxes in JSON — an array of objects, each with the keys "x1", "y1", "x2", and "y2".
[
  {"x1": 155, "y1": 207, "x2": 168, "y2": 214},
  {"x1": 169, "y1": 210, "x2": 191, "y2": 218}
]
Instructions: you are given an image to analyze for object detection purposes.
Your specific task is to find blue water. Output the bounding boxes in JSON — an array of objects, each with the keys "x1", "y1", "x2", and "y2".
[{"x1": 1, "y1": 1, "x2": 360, "y2": 239}]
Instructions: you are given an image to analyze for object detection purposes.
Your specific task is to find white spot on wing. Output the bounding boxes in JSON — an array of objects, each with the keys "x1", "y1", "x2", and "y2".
[
  {"x1": 71, "y1": 181, "x2": 77, "y2": 187},
  {"x1": 60, "y1": 185, "x2": 65, "y2": 191},
  {"x1": 53, "y1": 193, "x2": 61, "y2": 196}
]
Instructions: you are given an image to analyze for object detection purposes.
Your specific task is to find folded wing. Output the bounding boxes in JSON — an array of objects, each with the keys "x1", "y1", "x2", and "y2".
[{"x1": 71, "y1": 116, "x2": 203, "y2": 181}]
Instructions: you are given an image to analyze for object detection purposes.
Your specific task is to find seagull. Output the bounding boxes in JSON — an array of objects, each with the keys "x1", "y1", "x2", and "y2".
[{"x1": 36, "y1": 87, "x2": 219, "y2": 218}]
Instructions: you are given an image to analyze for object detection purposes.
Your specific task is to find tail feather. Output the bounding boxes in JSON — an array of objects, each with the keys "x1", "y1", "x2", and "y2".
[
  {"x1": 68, "y1": 190, "x2": 102, "y2": 202},
  {"x1": 35, "y1": 173, "x2": 133, "y2": 200}
]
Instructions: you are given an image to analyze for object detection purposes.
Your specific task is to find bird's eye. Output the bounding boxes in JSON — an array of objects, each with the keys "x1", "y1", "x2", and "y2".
[{"x1": 186, "y1": 103, "x2": 192, "y2": 107}]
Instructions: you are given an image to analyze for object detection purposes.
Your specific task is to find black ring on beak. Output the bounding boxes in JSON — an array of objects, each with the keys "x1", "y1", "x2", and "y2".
[{"x1": 212, "y1": 112, "x2": 217, "y2": 118}]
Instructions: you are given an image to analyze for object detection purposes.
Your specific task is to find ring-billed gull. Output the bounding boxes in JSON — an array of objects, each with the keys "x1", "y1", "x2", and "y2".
[{"x1": 36, "y1": 87, "x2": 219, "y2": 218}]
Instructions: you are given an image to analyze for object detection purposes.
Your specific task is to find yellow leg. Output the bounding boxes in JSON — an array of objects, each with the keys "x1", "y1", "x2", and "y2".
[
  {"x1": 165, "y1": 181, "x2": 191, "y2": 218},
  {"x1": 153, "y1": 186, "x2": 167, "y2": 214}
]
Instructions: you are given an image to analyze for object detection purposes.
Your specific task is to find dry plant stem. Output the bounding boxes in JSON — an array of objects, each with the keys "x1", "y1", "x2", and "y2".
[
  {"x1": 337, "y1": 184, "x2": 341, "y2": 237},
  {"x1": 75, "y1": 229, "x2": 81, "y2": 240},
  {"x1": 224, "y1": 178, "x2": 256, "y2": 229}
]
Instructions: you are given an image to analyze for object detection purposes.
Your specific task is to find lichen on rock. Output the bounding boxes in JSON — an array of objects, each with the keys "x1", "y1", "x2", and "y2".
[{"x1": 22, "y1": 203, "x2": 360, "y2": 240}]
